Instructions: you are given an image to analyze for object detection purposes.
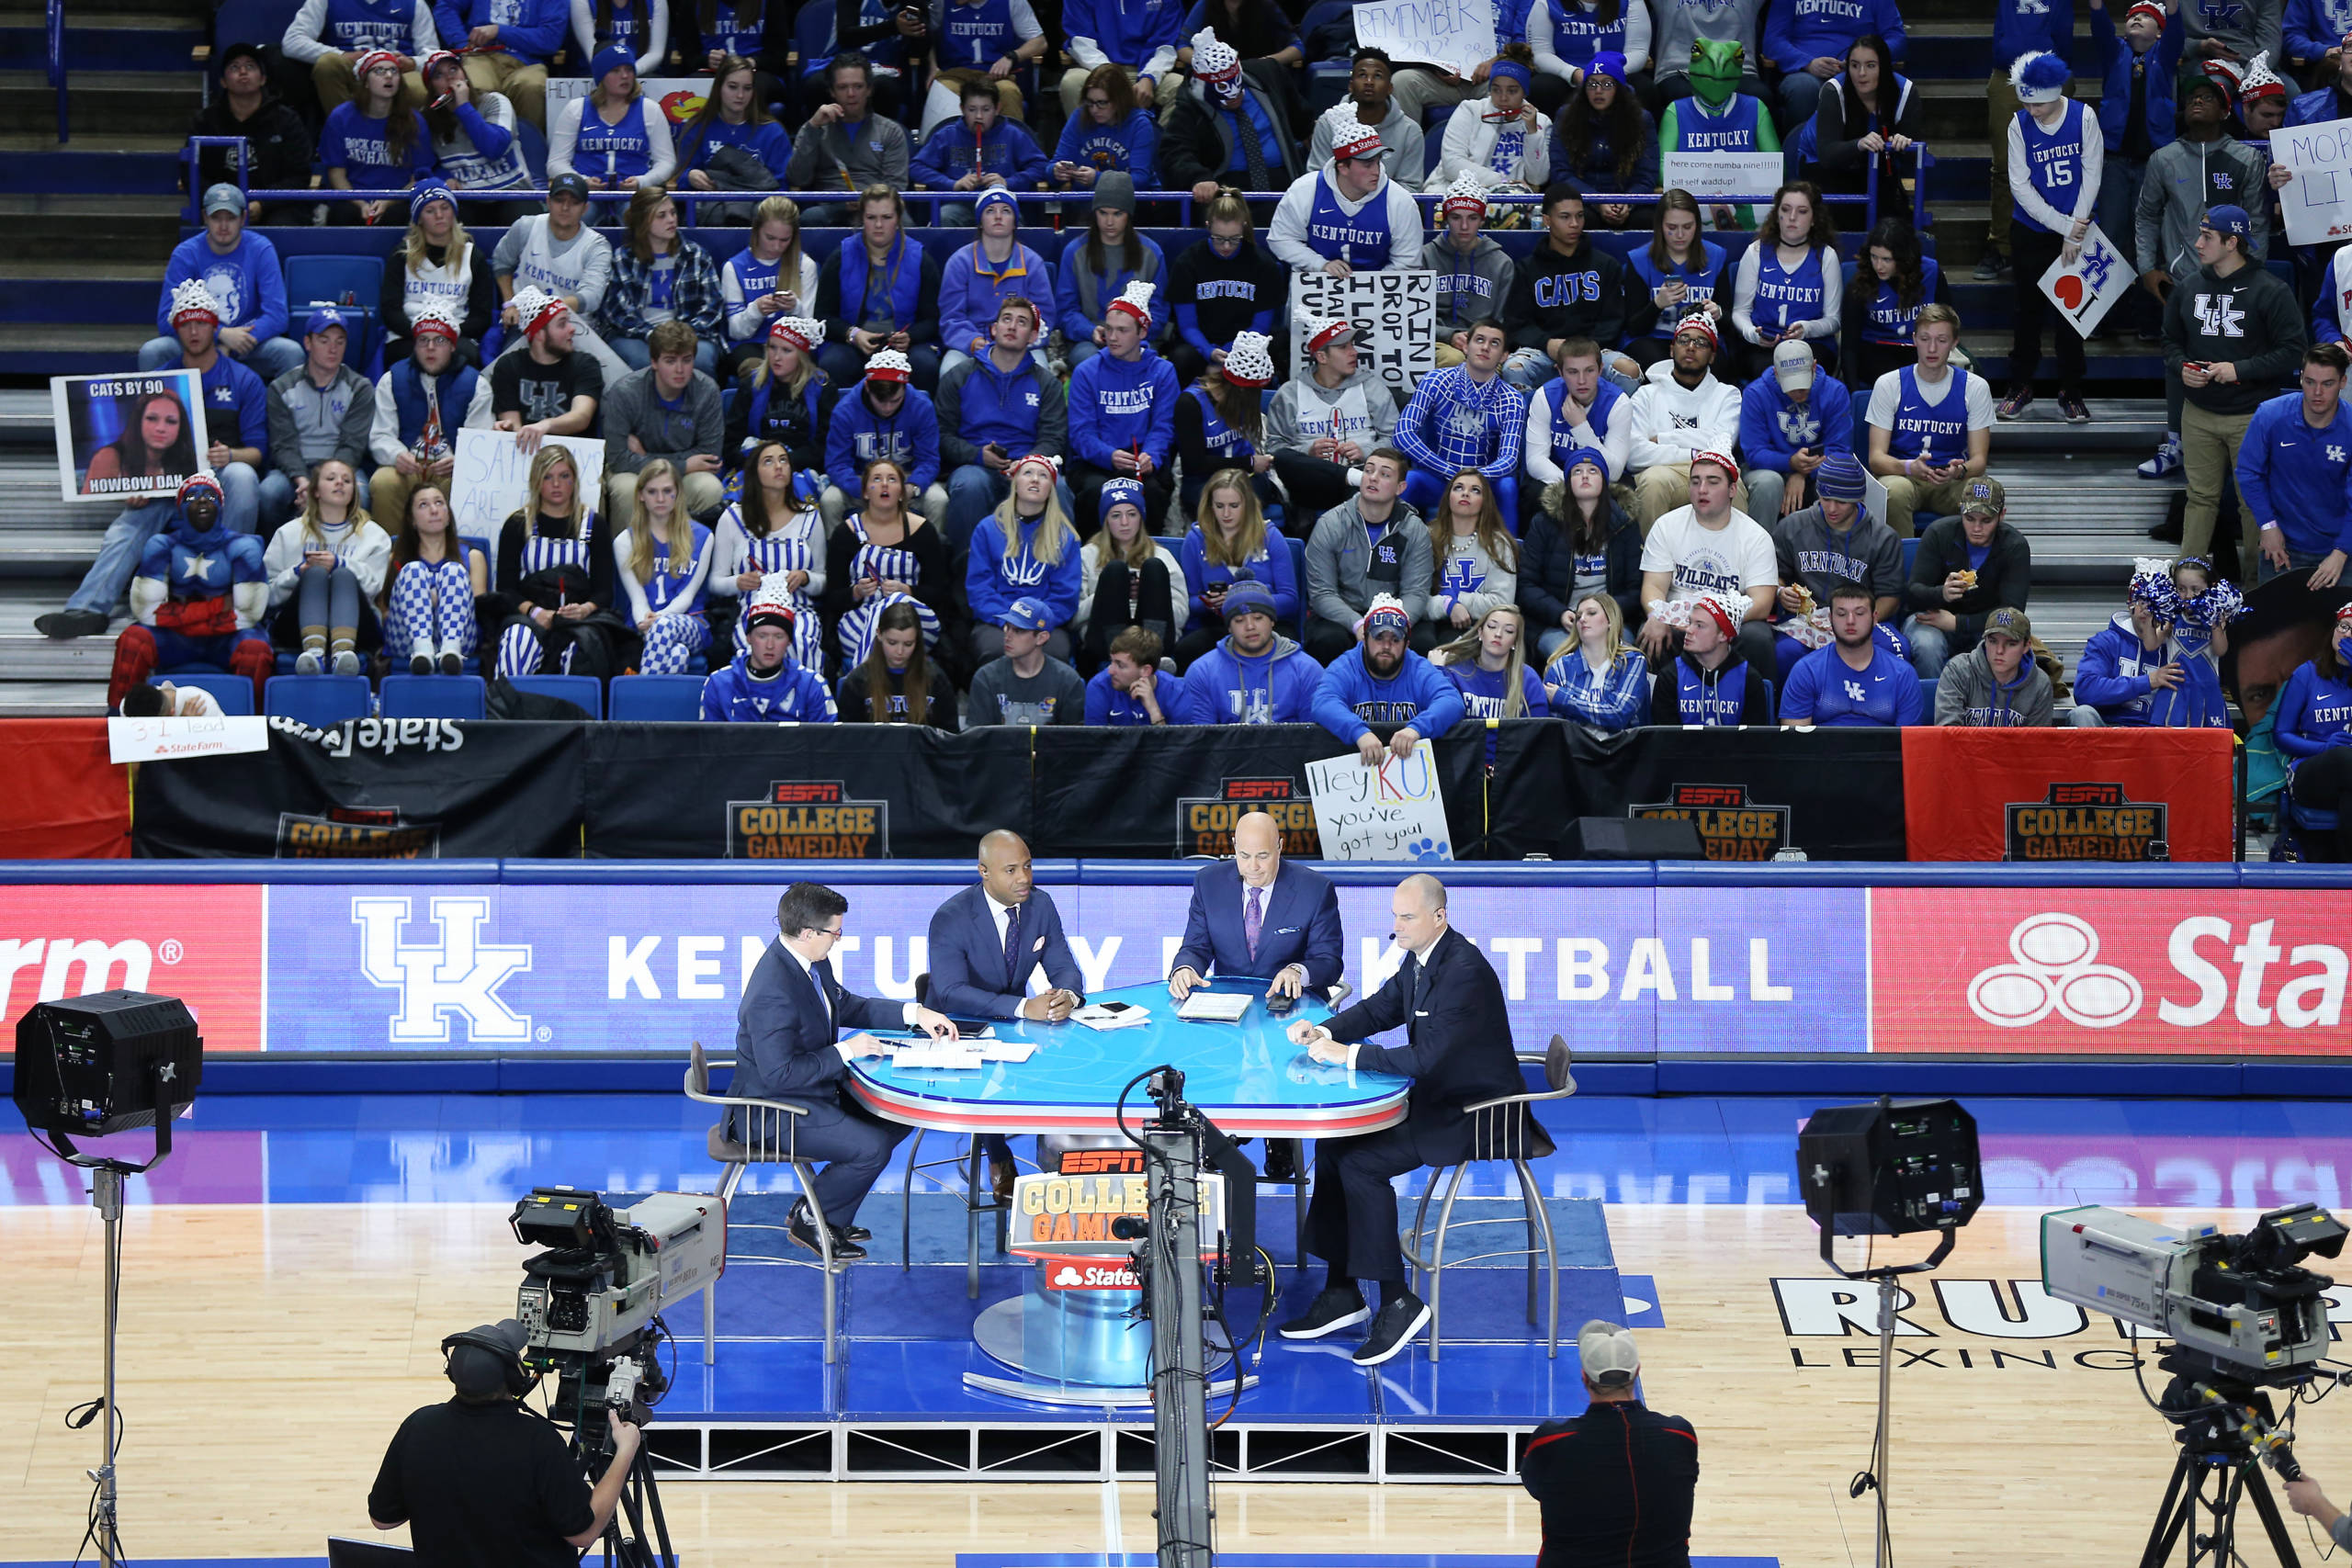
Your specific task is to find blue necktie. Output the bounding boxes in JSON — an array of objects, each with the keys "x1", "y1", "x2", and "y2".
[
  {"x1": 812, "y1": 957, "x2": 836, "y2": 1031},
  {"x1": 1003, "y1": 901, "x2": 1023, "y2": 990}
]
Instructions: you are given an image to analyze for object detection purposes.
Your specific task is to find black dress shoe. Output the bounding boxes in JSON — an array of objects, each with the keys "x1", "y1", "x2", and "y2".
[
  {"x1": 1277, "y1": 1285, "x2": 1371, "y2": 1339},
  {"x1": 1351, "y1": 1290, "x2": 1432, "y2": 1366},
  {"x1": 34, "y1": 609, "x2": 108, "y2": 639},
  {"x1": 1263, "y1": 1139, "x2": 1300, "y2": 1182},
  {"x1": 842, "y1": 1223, "x2": 872, "y2": 1243},
  {"x1": 788, "y1": 1205, "x2": 865, "y2": 1264}
]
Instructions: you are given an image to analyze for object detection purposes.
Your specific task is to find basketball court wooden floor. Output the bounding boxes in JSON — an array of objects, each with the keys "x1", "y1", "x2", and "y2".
[{"x1": 8, "y1": 1092, "x2": 2349, "y2": 1567}]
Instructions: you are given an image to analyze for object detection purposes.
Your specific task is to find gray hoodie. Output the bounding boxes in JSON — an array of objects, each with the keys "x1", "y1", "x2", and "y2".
[
  {"x1": 2183, "y1": 0, "x2": 2281, "y2": 67},
  {"x1": 266, "y1": 361, "x2": 376, "y2": 482},
  {"x1": 1419, "y1": 234, "x2": 1519, "y2": 337},
  {"x1": 2135, "y1": 131, "x2": 2272, "y2": 282},
  {"x1": 1304, "y1": 493, "x2": 1431, "y2": 637},
  {"x1": 785, "y1": 114, "x2": 911, "y2": 195},
  {"x1": 1308, "y1": 99, "x2": 1426, "y2": 186},
  {"x1": 1934, "y1": 642, "x2": 2055, "y2": 728},
  {"x1": 1650, "y1": 0, "x2": 1768, "y2": 84},
  {"x1": 1267, "y1": 364, "x2": 1400, "y2": 457},
  {"x1": 600, "y1": 365, "x2": 725, "y2": 475}
]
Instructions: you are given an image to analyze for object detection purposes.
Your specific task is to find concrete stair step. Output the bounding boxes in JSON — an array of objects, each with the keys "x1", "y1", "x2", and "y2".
[
  {"x1": 0, "y1": 681, "x2": 112, "y2": 716},
  {"x1": 0, "y1": 630, "x2": 126, "y2": 680},
  {"x1": 0, "y1": 321, "x2": 159, "y2": 375},
  {"x1": 0, "y1": 72, "x2": 204, "y2": 137},
  {"x1": 0, "y1": 530, "x2": 115, "y2": 574}
]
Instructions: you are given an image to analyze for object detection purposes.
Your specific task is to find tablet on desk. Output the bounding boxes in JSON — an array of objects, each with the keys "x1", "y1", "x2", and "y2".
[{"x1": 1176, "y1": 991, "x2": 1252, "y2": 1023}]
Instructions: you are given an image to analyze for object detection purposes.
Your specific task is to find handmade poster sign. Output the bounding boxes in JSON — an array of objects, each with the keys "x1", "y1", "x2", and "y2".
[
  {"x1": 448, "y1": 429, "x2": 605, "y2": 557},
  {"x1": 1306, "y1": 750, "x2": 1453, "y2": 863},
  {"x1": 1289, "y1": 269, "x2": 1437, "y2": 397}
]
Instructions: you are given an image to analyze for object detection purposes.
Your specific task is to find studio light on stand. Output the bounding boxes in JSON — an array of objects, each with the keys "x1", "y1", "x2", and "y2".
[
  {"x1": 1796, "y1": 1096, "x2": 1983, "y2": 1568},
  {"x1": 12, "y1": 990, "x2": 205, "y2": 1568}
]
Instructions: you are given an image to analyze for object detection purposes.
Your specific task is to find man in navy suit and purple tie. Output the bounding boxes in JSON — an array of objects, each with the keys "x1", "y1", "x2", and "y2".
[
  {"x1": 735, "y1": 882, "x2": 961, "y2": 1265},
  {"x1": 926, "y1": 829, "x2": 1088, "y2": 1198},
  {"x1": 1168, "y1": 808, "x2": 1346, "y2": 1179}
]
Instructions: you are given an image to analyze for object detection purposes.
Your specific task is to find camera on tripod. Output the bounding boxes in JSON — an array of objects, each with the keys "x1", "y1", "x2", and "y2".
[
  {"x1": 2042, "y1": 1201, "x2": 2347, "y2": 1384},
  {"x1": 510, "y1": 1186, "x2": 727, "y2": 1357}
]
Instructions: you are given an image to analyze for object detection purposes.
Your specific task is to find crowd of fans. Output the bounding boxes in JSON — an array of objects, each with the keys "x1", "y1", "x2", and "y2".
[{"x1": 41, "y1": 0, "x2": 2352, "y2": 784}]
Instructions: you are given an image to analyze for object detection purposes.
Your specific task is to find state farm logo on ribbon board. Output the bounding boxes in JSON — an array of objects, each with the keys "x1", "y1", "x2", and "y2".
[
  {"x1": 0, "y1": 885, "x2": 266, "y2": 1050},
  {"x1": 1872, "y1": 889, "x2": 2348, "y2": 1054}
]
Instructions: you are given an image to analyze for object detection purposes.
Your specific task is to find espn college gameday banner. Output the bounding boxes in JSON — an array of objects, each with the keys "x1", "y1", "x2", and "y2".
[
  {"x1": 1871, "y1": 886, "x2": 2348, "y2": 1054},
  {"x1": 1900, "y1": 728, "x2": 2234, "y2": 863}
]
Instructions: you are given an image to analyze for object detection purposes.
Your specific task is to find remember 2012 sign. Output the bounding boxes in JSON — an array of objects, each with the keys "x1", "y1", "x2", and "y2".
[
  {"x1": 1289, "y1": 269, "x2": 1436, "y2": 398},
  {"x1": 1350, "y1": 0, "x2": 1497, "y2": 77}
]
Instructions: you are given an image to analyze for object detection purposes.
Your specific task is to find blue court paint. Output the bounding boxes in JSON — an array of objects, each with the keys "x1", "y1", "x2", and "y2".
[{"x1": 4, "y1": 1094, "x2": 2341, "y2": 1213}]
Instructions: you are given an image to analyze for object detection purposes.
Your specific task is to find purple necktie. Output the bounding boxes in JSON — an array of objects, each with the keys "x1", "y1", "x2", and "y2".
[
  {"x1": 1003, "y1": 900, "x2": 1023, "y2": 988},
  {"x1": 1245, "y1": 885, "x2": 1262, "y2": 964}
]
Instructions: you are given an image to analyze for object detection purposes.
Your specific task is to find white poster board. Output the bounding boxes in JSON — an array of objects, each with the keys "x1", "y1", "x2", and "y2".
[
  {"x1": 2270, "y1": 117, "x2": 2352, "y2": 246},
  {"x1": 1660, "y1": 152, "x2": 1787, "y2": 204},
  {"x1": 448, "y1": 429, "x2": 606, "y2": 562},
  {"x1": 1350, "y1": 0, "x2": 1497, "y2": 77},
  {"x1": 51, "y1": 369, "x2": 212, "y2": 504},
  {"x1": 107, "y1": 715, "x2": 270, "y2": 763},
  {"x1": 2038, "y1": 222, "x2": 2133, "y2": 338},
  {"x1": 1305, "y1": 750, "x2": 1453, "y2": 863},
  {"x1": 543, "y1": 76, "x2": 712, "y2": 134},
  {"x1": 1288, "y1": 269, "x2": 1436, "y2": 399}
]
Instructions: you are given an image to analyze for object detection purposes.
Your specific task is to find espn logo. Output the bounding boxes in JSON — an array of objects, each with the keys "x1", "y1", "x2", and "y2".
[{"x1": 1057, "y1": 1149, "x2": 1145, "y2": 1175}]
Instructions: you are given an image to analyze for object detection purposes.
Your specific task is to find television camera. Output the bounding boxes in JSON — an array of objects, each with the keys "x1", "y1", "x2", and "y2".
[{"x1": 2042, "y1": 1202, "x2": 2351, "y2": 1568}]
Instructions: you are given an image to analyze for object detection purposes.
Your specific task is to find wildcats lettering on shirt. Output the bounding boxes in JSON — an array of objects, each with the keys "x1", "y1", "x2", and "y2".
[
  {"x1": 1533, "y1": 272, "x2": 1605, "y2": 307},
  {"x1": 1349, "y1": 698, "x2": 1428, "y2": 723}
]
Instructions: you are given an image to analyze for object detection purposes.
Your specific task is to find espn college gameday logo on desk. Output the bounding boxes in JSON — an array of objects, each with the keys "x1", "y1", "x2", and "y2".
[
  {"x1": 1632, "y1": 783, "x2": 1792, "y2": 861},
  {"x1": 2003, "y1": 783, "x2": 2168, "y2": 862},
  {"x1": 726, "y1": 779, "x2": 890, "y2": 858},
  {"x1": 1871, "y1": 889, "x2": 2348, "y2": 1052}
]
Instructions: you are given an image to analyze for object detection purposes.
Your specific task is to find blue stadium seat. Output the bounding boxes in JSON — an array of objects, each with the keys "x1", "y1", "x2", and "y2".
[
  {"x1": 153, "y1": 672, "x2": 254, "y2": 715},
  {"x1": 265, "y1": 674, "x2": 370, "y2": 724},
  {"x1": 508, "y1": 673, "x2": 604, "y2": 717},
  {"x1": 211, "y1": 0, "x2": 300, "y2": 49},
  {"x1": 608, "y1": 673, "x2": 706, "y2": 720},
  {"x1": 1285, "y1": 534, "x2": 1306, "y2": 597},
  {"x1": 516, "y1": 118, "x2": 548, "y2": 184},
  {"x1": 284, "y1": 255, "x2": 384, "y2": 364},
  {"x1": 380, "y1": 673, "x2": 487, "y2": 718},
  {"x1": 1900, "y1": 536, "x2": 1918, "y2": 578}
]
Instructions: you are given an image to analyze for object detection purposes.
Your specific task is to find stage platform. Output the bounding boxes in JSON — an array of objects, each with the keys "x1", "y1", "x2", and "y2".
[{"x1": 635, "y1": 1191, "x2": 1657, "y2": 1484}]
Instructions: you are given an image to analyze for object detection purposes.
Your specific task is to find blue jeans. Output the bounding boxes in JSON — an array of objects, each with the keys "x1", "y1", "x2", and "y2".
[
  {"x1": 258, "y1": 465, "x2": 371, "y2": 528},
  {"x1": 139, "y1": 334, "x2": 303, "y2": 381},
  {"x1": 944, "y1": 465, "x2": 1079, "y2": 553},
  {"x1": 1535, "y1": 626, "x2": 1572, "y2": 662},
  {"x1": 1404, "y1": 469, "x2": 1518, "y2": 532},
  {"x1": 1902, "y1": 615, "x2": 1961, "y2": 681},
  {"x1": 64, "y1": 462, "x2": 259, "y2": 615},
  {"x1": 609, "y1": 334, "x2": 719, "y2": 378},
  {"x1": 2258, "y1": 543, "x2": 2332, "y2": 583},
  {"x1": 1775, "y1": 70, "x2": 1831, "y2": 131}
]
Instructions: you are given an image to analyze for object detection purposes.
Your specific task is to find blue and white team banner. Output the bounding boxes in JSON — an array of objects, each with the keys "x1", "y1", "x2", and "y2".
[
  {"x1": 261, "y1": 880, "x2": 1870, "y2": 1054},
  {"x1": 50, "y1": 370, "x2": 212, "y2": 503}
]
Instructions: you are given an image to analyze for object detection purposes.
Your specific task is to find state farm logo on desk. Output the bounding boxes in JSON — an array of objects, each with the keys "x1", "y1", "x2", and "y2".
[
  {"x1": 1871, "y1": 890, "x2": 2349, "y2": 1054},
  {"x1": 1046, "y1": 1261, "x2": 1142, "y2": 1292}
]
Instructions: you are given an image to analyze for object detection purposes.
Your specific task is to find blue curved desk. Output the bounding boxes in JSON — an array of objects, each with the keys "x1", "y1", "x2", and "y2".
[{"x1": 848, "y1": 979, "x2": 1411, "y2": 1140}]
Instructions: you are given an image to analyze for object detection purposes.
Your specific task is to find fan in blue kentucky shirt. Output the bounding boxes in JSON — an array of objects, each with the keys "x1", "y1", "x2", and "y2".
[
  {"x1": 1777, "y1": 580, "x2": 1926, "y2": 727},
  {"x1": 700, "y1": 589, "x2": 838, "y2": 721},
  {"x1": 1310, "y1": 594, "x2": 1470, "y2": 762},
  {"x1": 1393, "y1": 319, "x2": 1527, "y2": 526}
]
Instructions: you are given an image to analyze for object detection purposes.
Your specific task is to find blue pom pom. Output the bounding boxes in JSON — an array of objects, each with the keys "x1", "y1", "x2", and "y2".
[{"x1": 2016, "y1": 51, "x2": 2071, "y2": 94}]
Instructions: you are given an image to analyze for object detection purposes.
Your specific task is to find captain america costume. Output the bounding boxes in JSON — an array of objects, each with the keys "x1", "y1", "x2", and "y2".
[{"x1": 107, "y1": 475, "x2": 273, "y2": 710}]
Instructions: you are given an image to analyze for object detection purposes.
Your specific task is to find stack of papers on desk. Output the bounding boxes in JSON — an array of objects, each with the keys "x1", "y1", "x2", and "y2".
[
  {"x1": 1177, "y1": 991, "x2": 1252, "y2": 1023},
  {"x1": 891, "y1": 1043, "x2": 986, "y2": 1070}
]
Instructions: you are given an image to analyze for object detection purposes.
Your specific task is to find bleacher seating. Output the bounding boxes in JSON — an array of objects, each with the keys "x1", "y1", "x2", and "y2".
[
  {"x1": 379, "y1": 674, "x2": 489, "y2": 720},
  {"x1": 508, "y1": 673, "x2": 605, "y2": 718},
  {"x1": 607, "y1": 674, "x2": 707, "y2": 722},
  {"x1": 265, "y1": 674, "x2": 371, "y2": 725}
]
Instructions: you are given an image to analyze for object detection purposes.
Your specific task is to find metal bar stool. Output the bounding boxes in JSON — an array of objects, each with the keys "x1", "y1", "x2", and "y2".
[
  {"x1": 894, "y1": 974, "x2": 1013, "y2": 1298},
  {"x1": 1397, "y1": 1033, "x2": 1577, "y2": 1362},
  {"x1": 684, "y1": 1043, "x2": 845, "y2": 1366}
]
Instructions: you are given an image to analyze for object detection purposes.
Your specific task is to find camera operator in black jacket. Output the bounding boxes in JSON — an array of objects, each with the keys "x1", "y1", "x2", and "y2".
[
  {"x1": 1521, "y1": 1321, "x2": 1700, "y2": 1568},
  {"x1": 368, "y1": 1320, "x2": 641, "y2": 1568}
]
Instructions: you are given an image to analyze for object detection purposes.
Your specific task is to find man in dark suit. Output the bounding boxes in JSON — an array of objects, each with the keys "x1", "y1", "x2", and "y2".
[
  {"x1": 925, "y1": 829, "x2": 1087, "y2": 1198},
  {"x1": 1168, "y1": 809, "x2": 1346, "y2": 1005},
  {"x1": 1276, "y1": 873, "x2": 1538, "y2": 1366},
  {"x1": 735, "y1": 881, "x2": 959, "y2": 1264},
  {"x1": 1168, "y1": 808, "x2": 1346, "y2": 1181}
]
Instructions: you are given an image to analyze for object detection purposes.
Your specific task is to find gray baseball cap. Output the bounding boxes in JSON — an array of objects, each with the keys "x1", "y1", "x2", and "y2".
[
  {"x1": 1577, "y1": 1319, "x2": 1640, "y2": 1387},
  {"x1": 200, "y1": 183, "x2": 245, "y2": 218}
]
